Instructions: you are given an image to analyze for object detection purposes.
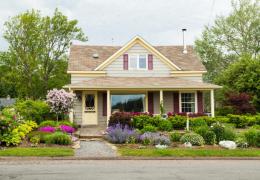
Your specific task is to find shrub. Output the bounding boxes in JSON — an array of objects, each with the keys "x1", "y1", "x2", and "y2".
[
  {"x1": 204, "y1": 131, "x2": 216, "y2": 145},
  {"x1": 190, "y1": 118, "x2": 207, "y2": 128},
  {"x1": 180, "y1": 133, "x2": 205, "y2": 146},
  {"x1": 39, "y1": 126, "x2": 56, "y2": 133},
  {"x1": 60, "y1": 125, "x2": 75, "y2": 134},
  {"x1": 244, "y1": 128, "x2": 260, "y2": 147},
  {"x1": 45, "y1": 132, "x2": 72, "y2": 145},
  {"x1": 170, "y1": 132, "x2": 182, "y2": 142},
  {"x1": 211, "y1": 123, "x2": 236, "y2": 142},
  {"x1": 58, "y1": 120, "x2": 77, "y2": 128},
  {"x1": 168, "y1": 115, "x2": 186, "y2": 129},
  {"x1": 227, "y1": 114, "x2": 248, "y2": 128},
  {"x1": 158, "y1": 120, "x2": 172, "y2": 131},
  {"x1": 108, "y1": 112, "x2": 132, "y2": 127},
  {"x1": 141, "y1": 125, "x2": 157, "y2": 133},
  {"x1": 216, "y1": 106, "x2": 235, "y2": 116},
  {"x1": 194, "y1": 126, "x2": 209, "y2": 138},
  {"x1": 27, "y1": 131, "x2": 52, "y2": 143},
  {"x1": 39, "y1": 120, "x2": 57, "y2": 127},
  {"x1": 15, "y1": 100, "x2": 50, "y2": 124},
  {"x1": 105, "y1": 124, "x2": 139, "y2": 144},
  {"x1": 140, "y1": 132, "x2": 170, "y2": 145},
  {"x1": 30, "y1": 136, "x2": 40, "y2": 146},
  {"x1": 132, "y1": 115, "x2": 152, "y2": 129},
  {"x1": 235, "y1": 135, "x2": 248, "y2": 148}
]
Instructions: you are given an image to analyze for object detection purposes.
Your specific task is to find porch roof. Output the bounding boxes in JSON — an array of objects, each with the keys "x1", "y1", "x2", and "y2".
[{"x1": 64, "y1": 77, "x2": 221, "y2": 90}]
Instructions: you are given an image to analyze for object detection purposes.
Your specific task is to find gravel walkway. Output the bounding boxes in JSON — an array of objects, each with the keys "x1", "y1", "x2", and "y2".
[{"x1": 75, "y1": 140, "x2": 118, "y2": 157}]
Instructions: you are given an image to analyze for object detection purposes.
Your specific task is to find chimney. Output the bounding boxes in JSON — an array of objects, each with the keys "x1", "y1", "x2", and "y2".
[{"x1": 182, "y1": 28, "x2": 187, "y2": 54}]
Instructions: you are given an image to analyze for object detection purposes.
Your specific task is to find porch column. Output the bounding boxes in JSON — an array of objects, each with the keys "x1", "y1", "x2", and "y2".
[
  {"x1": 159, "y1": 90, "x2": 164, "y2": 114},
  {"x1": 69, "y1": 89, "x2": 74, "y2": 123},
  {"x1": 106, "y1": 90, "x2": 111, "y2": 125},
  {"x1": 210, "y1": 89, "x2": 215, "y2": 117}
]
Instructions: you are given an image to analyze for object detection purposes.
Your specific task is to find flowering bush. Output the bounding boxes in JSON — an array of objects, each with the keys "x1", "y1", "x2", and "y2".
[
  {"x1": 140, "y1": 132, "x2": 170, "y2": 145},
  {"x1": 180, "y1": 133, "x2": 205, "y2": 146},
  {"x1": 46, "y1": 89, "x2": 76, "y2": 120},
  {"x1": 105, "y1": 124, "x2": 139, "y2": 144},
  {"x1": 39, "y1": 126, "x2": 56, "y2": 133},
  {"x1": 60, "y1": 125, "x2": 75, "y2": 134}
]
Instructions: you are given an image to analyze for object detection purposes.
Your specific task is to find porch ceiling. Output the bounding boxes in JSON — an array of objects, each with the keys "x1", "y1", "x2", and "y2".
[{"x1": 64, "y1": 77, "x2": 221, "y2": 90}]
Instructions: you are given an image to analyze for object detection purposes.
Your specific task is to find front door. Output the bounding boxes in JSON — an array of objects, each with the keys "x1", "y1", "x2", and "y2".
[{"x1": 82, "y1": 91, "x2": 98, "y2": 125}]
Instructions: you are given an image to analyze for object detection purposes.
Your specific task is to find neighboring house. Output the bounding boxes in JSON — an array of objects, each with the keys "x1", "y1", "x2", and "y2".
[{"x1": 65, "y1": 36, "x2": 221, "y2": 127}]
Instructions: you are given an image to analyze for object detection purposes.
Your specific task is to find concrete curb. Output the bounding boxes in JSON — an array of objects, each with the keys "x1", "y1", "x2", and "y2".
[{"x1": 1, "y1": 156, "x2": 260, "y2": 161}]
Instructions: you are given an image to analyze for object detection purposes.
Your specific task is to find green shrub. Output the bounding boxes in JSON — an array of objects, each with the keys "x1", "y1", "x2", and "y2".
[
  {"x1": 235, "y1": 135, "x2": 248, "y2": 148},
  {"x1": 211, "y1": 123, "x2": 236, "y2": 142},
  {"x1": 244, "y1": 128, "x2": 260, "y2": 147},
  {"x1": 133, "y1": 115, "x2": 152, "y2": 129},
  {"x1": 222, "y1": 127, "x2": 236, "y2": 141},
  {"x1": 215, "y1": 106, "x2": 234, "y2": 116},
  {"x1": 158, "y1": 120, "x2": 172, "y2": 131},
  {"x1": 180, "y1": 133, "x2": 205, "y2": 146},
  {"x1": 39, "y1": 120, "x2": 57, "y2": 127},
  {"x1": 45, "y1": 132, "x2": 72, "y2": 145},
  {"x1": 58, "y1": 120, "x2": 76, "y2": 128},
  {"x1": 170, "y1": 132, "x2": 182, "y2": 142},
  {"x1": 227, "y1": 114, "x2": 248, "y2": 128},
  {"x1": 30, "y1": 136, "x2": 40, "y2": 146},
  {"x1": 194, "y1": 126, "x2": 209, "y2": 138},
  {"x1": 214, "y1": 116, "x2": 229, "y2": 124},
  {"x1": 15, "y1": 100, "x2": 50, "y2": 124},
  {"x1": 204, "y1": 131, "x2": 216, "y2": 145},
  {"x1": 141, "y1": 125, "x2": 158, "y2": 133},
  {"x1": 190, "y1": 118, "x2": 207, "y2": 128},
  {"x1": 27, "y1": 131, "x2": 52, "y2": 143},
  {"x1": 168, "y1": 115, "x2": 186, "y2": 130}
]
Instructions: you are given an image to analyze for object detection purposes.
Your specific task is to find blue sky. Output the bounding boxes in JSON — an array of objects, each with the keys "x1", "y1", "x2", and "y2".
[{"x1": 0, "y1": 0, "x2": 232, "y2": 50}]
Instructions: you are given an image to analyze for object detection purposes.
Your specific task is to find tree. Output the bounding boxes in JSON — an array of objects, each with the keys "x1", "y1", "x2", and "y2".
[
  {"x1": 216, "y1": 55, "x2": 260, "y2": 111},
  {"x1": 195, "y1": 0, "x2": 260, "y2": 81},
  {"x1": 3, "y1": 9, "x2": 87, "y2": 98},
  {"x1": 46, "y1": 89, "x2": 75, "y2": 121}
]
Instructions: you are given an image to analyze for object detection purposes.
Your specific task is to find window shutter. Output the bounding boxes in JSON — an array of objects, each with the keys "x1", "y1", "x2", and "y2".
[
  {"x1": 148, "y1": 54, "x2": 153, "y2": 70},
  {"x1": 197, "y1": 91, "x2": 203, "y2": 113},
  {"x1": 123, "y1": 54, "x2": 128, "y2": 70},
  {"x1": 148, "y1": 92, "x2": 154, "y2": 114},
  {"x1": 173, "y1": 92, "x2": 179, "y2": 113},
  {"x1": 103, "y1": 92, "x2": 107, "y2": 116}
]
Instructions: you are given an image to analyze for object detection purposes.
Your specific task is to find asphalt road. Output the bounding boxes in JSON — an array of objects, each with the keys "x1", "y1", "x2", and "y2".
[{"x1": 0, "y1": 160, "x2": 260, "y2": 180}]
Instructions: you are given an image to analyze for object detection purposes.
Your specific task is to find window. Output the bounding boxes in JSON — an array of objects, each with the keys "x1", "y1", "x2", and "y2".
[
  {"x1": 129, "y1": 55, "x2": 147, "y2": 70},
  {"x1": 181, "y1": 93, "x2": 195, "y2": 113},
  {"x1": 111, "y1": 94, "x2": 145, "y2": 113},
  {"x1": 85, "y1": 94, "x2": 95, "y2": 111}
]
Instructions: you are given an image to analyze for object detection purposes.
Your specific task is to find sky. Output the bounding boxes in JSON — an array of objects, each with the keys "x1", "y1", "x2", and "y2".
[{"x1": 0, "y1": 0, "x2": 233, "y2": 50}]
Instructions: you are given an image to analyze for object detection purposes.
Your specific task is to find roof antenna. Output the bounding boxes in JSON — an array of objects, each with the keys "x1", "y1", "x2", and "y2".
[
  {"x1": 182, "y1": 28, "x2": 187, "y2": 54},
  {"x1": 111, "y1": 38, "x2": 114, "y2": 45}
]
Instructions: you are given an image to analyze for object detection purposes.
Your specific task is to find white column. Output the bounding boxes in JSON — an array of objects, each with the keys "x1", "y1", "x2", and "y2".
[
  {"x1": 106, "y1": 90, "x2": 111, "y2": 126},
  {"x1": 159, "y1": 90, "x2": 164, "y2": 114},
  {"x1": 210, "y1": 89, "x2": 215, "y2": 117},
  {"x1": 69, "y1": 89, "x2": 74, "y2": 123}
]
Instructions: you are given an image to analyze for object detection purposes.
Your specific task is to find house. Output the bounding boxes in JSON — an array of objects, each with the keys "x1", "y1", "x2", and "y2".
[{"x1": 64, "y1": 36, "x2": 221, "y2": 127}]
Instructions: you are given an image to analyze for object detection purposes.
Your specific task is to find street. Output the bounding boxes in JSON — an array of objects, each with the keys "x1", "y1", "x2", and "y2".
[{"x1": 0, "y1": 160, "x2": 260, "y2": 180}]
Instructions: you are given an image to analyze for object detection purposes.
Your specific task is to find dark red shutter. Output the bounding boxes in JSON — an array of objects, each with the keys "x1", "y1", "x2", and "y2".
[
  {"x1": 103, "y1": 92, "x2": 107, "y2": 116},
  {"x1": 148, "y1": 92, "x2": 154, "y2": 114},
  {"x1": 148, "y1": 54, "x2": 153, "y2": 70},
  {"x1": 173, "y1": 92, "x2": 179, "y2": 113},
  {"x1": 197, "y1": 91, "x2": 203, "y2": 113},
  {"x1": 123, "y1": 54, "x2": 128, "y2": 70}
]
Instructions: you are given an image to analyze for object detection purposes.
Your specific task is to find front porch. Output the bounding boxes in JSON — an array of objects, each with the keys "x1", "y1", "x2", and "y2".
[{"x1": 70, "y1": 89, "x2": 216, "y2": 127}]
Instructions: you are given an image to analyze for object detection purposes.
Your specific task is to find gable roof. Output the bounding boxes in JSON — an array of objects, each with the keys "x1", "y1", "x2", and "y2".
[{"x1": 68, "y1": 37, "x2": 206, "y2": 72}]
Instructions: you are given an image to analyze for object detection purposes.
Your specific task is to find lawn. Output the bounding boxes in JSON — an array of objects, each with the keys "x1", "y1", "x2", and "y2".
[
  {"x1": 0, "y1": 147, "x2": 74, "y2": 157},
  {"x1": 119, "y1": 147, "x2": 260, "y2": 157}
]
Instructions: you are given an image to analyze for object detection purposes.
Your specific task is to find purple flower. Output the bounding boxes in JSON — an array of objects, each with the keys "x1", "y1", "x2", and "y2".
[
  {"x1": 39, "y1": 126, "x2": 56, "y2": 133},
  {"x1": 60, "y1": 125, "x2": 75, "y2": 134}
]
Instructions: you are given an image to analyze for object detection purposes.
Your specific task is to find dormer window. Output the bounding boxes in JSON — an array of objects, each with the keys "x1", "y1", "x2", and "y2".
[{"x1": 129, "y1": 54, "x2": 147, "y2": 70}]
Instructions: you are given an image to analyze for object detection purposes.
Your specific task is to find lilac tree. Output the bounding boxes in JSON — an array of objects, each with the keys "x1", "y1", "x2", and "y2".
[{"x1": 46, "y1": 89, "x2": 76, "y2": 121}]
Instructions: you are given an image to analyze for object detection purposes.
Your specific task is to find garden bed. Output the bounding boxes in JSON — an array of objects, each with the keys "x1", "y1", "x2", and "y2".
[
  {"x1": 118, "y1": 145, "x2": 260, "y2": 157},
  {"x1": 0, "y1": 147, "x2": 74, "y2": 157}
]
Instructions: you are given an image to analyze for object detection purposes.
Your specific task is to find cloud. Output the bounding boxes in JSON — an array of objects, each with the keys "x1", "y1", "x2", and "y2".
[{"x1": 0, "y1": 0, "x2": 232, "y2": 50}]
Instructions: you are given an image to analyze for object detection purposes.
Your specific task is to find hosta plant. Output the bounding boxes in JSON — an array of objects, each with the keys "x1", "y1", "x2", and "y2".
[{"x1": 180, "y1": 133, "x2": 205, "y2": 146}]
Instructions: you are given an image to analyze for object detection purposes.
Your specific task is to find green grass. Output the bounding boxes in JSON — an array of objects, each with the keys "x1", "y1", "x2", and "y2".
[
  {"x1": 0, "y1": 147, "x2": 74, "y2": 157},
  {"x1": 119, "y1": 147, "x2": 260, "y2": 157}
]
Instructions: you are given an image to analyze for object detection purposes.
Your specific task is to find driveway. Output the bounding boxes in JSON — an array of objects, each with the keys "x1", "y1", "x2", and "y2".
[{"x1": 0, "y1": 160, "x2": 260, "y2": 180}]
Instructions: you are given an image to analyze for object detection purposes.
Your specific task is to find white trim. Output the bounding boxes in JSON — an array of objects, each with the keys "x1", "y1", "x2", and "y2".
[
  {"x1": 210, "y1": 89, "x2": 215, "y2": 117},
  {"x1": 106, "y1": 90, "x2": 111, "y2": 125},
  {"x1": 179, "y1": 91, "x2": 197, "y2": 113}
]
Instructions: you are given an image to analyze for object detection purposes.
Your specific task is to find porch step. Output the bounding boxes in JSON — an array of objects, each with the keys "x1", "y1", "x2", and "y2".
[{"x1": 76, "y1": 125, "x2": 106, "y2": 139}]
